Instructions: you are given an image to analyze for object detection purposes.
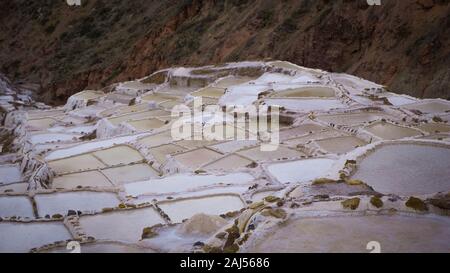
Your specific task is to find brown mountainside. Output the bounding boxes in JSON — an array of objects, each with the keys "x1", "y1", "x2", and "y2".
[{"x1": 0, "y1": 0, "x2": 448, "y2": 104}]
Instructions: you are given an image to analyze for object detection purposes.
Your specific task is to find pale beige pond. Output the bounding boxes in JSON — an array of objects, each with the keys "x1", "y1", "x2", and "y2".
[
  {"x1": 238, "y1": 146, "x2": 305, "y2": 162},
  {"x1": 27, "y1": 109, "x2": 65, "y2": 119},
  {"x1": 49, "y1": 154, "x2": 106, "y2": 174},
  {"x1": 27, "y1": 118, "x2": 57, "y2": 130},
  {"x1": 149, "y1": 144, "x2": 187, "y2": 165},
  {"x1": 0, "y1": 222, "x2": 72, "y2": 253},
  {"x1": 191, "y1": 87, "x2": 225, "y2": 98},
  {"x1": 0, "y1": 164, "x2": 23, "y2": 185},
  {"x1": 159, "y1": 100, "x2": 182, "y2": 110},
  {"x1": 317, "y1": 112, "x2": 391, "y2": 126},
  {"x1": 279, "y1": 124, "x2": 327, "y2": 140},
  {"x1": 128, "y1": 118, "x2": 167, "y2": 131},
  {"x1": 52, "y1": 170, "x2": 112, "y2": 189},
  {"x1": 176, "y1": 139, "x2": 219, "y2": 149},
  {"x1": 246, "y1": 215, "x2": 450, "y2": 253},
  {"x1": 173, "y1": 148, "x2": 223, "y2": 169},
  {"x1": 73, "y1": 90, "x2": 104, "y2": 100},
  {"x1": 79, "y1": 208, "x2": 165, "y2": 243},
  {"x1": 271, "y1": 86, "x2": 335, "y2": 98},
  {"x1": 417, "y1": 123, "x2": 450, "y2": 133},
  {"x1": 214, "y1": 76, "x2": 256, "y2": 88},
  {"x1": 35, "y1": 192, "x2": 120, "y2": 216},
  {"x1": 108, "y1": 110, "x2": 170, "y2": 126},
  {"x1": 0, "y1": 183, "x2": 28, "y2": 193},
  {"x1": 141, "y1": 93, "x2": 178, "y2": 103},
  {"x1": 158, "y1": 195, "x2": 245, "y2": 223},
  {"x1": 102, "y1": 164, "x2": 160, "y2": 185},
  {"x1": 203, "y1": 154, "x2": 254, "y2": 171},
  {"x1": 364, "y1": 122, "x2": 422, "y2": 140},
  {"x1": 0, "y1": 196, "x2": 34, "y2": 218},
  {"x1": 405, "y1": 101, "x2": 450, "y2": 114},
  {"x1": 138, "y1": 131, "x2": 174, "y2": 147},
  {"x1": 316, "y1": 136, "x2": 367, "y2": 154},
  {"x1": 284, "y1": 129, "x2": 344, "y2": 146},
  {"x1": 92, "y1": 146, "x2": 144, "y2": 166}
]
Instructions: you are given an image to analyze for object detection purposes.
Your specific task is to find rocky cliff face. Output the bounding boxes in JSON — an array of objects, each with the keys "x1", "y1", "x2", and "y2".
[{"x1": 0, "y1": 0, "x2": 448, "y2": 104}]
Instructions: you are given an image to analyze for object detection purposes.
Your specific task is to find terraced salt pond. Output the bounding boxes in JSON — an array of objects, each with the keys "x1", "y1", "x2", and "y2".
[
  {"x1": 352, "y1": 144, "x2": 450, "y2": 195},
  {"x1": 0, "y1": 222, "x2": 72, "y2": 253},
  {"x1": 317, "y1": 112, "x2": 391, "y2": 126},
  {"x1": 237, "y1": 145, "x2": 305, "y2": 162},
  {"x1": 34, "y1": 192, "x2": 120, "y2": 216},
  {"x1": 79, "y1": 208, "x2": 165, "y2": 243},
  {"x1": 270, "y1": 86, "x2": 335, "y2": 98},
  {"x1": 245, "y1": 215, "x2": 450, "y2": 253},
  {"x1": 29, "y1": 133, "x2": 80, "y2": 145},
  {"x1": 264, "y1": 99, "x2": 346, "y2": 111},
  {"x1": 417, "y1": 123, "x2": 450, "y2": 133},
  {"x1": 128, "y1": 118, "x2": 167, "y2": 131},
  {"x1": 158, "y1": 195, "x2": 245, "y2": 223},
  {"x1": 0, "y1": 196, "x2": 34, "y2": 218},
  {"x1": 52, "y1": 171, "x2": 113, "y2": 189},
  {"x1": 364, "y1": 122, "x2": 422, "y2": 140},
  {"x1": 316, "y1": 136, "x2": 367, "y2": 154},
  {"x1": 405, "y1": 100, "x2": 450, "y2": 114},
  {"x1": 203, "y1": 154, "x2": 254, "y2": 171},
  {"x1": 0, "y1": 164, "x2": 23, "y2": 185},
  {"x1": 101, "y1": 164, "x2": 160, "y2": 185},
  {"x1": 173, "y1": 148, "x2": 223, "y2": 169},
  {"x1": 267, "y1": 159, "x2": 336, "y2": 184}
]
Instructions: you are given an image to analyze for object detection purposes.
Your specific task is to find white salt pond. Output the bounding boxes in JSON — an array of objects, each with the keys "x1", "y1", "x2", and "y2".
[
  {"x1": 52, "y1": 171, "x2": 113, "y2": 189},
  {"x1": 158, "y1": 195, "x2": 245, "y2": 223},
  {"x1": 405, "y1": 100, "x2": 450, "y2": 114},
  {"x1": 352, "y1": 144, "x2": 450, "y2": 195},
  {"x1": 102, "y1": 164, "x2": 160, "y2": 185},
  {"x1": 264, "y1": 99, "x2": 346, "y2": 111},
  {"x1": 92, "y1": 146, "x2": 144, "y2": 166},
  {"x1": 238, "y1": 146, "x2": 306, "y2": 162},
  {"x1": 0, "y1": 164, "x2": 23, "y2": 185},
  {"x1": 316, "y1": 136, "x2": 367, "y2": 154},
  {"x1": 125, "y1": 173, "x2": 254, "y2": 197},
  {"x1": 245, "y1": 215, "x2": 450, "y2": 253},
  {"x1": 267, "y1": 159, "x2": 336, "y2": 184},
  {"x1": 29, "y1": 133, "x2": 80, "y2": 145},
  {"x1": 79, "y1": 208, "x2": 165, "y2": 243},
  {"x1": 35, "y1": 192, "x2": 120, "y2": 216},
  {"x1": 0, "y1": 196, "x2": 34, "y2": 218},
  {"x1": 0, "y1": 222, "x2": 72, "y2": 253},
  {"x1": 0, "y1": 183, "x2": 28, "y2": 193},
  {"x1": 317, "y1": 112, "x2": 391, "y2": 126},
  {"x1": 364, "y1": 122, "x2": 422, "y2": 140}
]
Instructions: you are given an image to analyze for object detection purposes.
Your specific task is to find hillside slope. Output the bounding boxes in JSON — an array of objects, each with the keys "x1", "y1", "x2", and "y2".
[{"x1": 0, "y1": 0, "x2": 448, "y2": 104}]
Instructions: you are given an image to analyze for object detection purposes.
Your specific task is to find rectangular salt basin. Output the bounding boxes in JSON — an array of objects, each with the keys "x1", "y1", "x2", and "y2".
[
  {"x1": 0, "y1": 222, "x2": 72, "y2": 253},
  {"x1": 238, "y1": 146, "x2": 306, "y2": 162},
  {"x1": 264, "y1": 99, "x2": 346, "y2": 111},
  {"x1": 108, "y1": 110, "x2": 171, "y2": 125},
  {"x1": 317, "y1": 112, "x2": 391, "y2": 126},
  {"x1": 417, "y1": 123, "x2": 450, "y2": 133},
  {"x1": 35, "y1": 192, "x2": 120, "y2": 216},
  {"x1": 158, "y1": 195, "x2": 245, "y2": 223},
  {"x1": 270, "y1": 86, "x2": 335, "y2": 98},
  {"x1": 210, "y1": 140, "x2": 258, "y2": 154},
  {"x1": 279, "y1": 124, "x2": 327, "y2": 140},
  {"x1": 149, "y1": 144, "x2": 187, "y2": 165},
  {"x1": 45, "y1": 133, "x2": 149, "y2": 161},
  {"x1": 364, "y1": 122, "x2": 422, "y2": 140},
  {"x1": 101, "y1": 164, "x2": 160, "y2": 185},
  {"x1": 203, "y1": 154, "x2": 254, "y2": 171},
  {"x1": 27, "y1": 118, "x2": 56, "y2": 130},
  {"x1": 52, "y1": 171, "x2": 113, "y2": 189},
  {"x1": 405, "y1": 101, "x2": 450, "y2": 114},
  {"x1": 92, "y1": 146, "x2": 144, "y2": 166},
  {"x1": 125, "y1": 172, "x2": 254, "y2": 197},
  {"x1": 29, "y1": 133, "x2": 80, "y2": 145},
  {"x1": 192, "y1": 87, "x2": 225, "y2": 98},
  {"x1": 0, "y1": 183, "x2": 28, "y2": 193},
  {"x1": 284, "y1": 130, "x2": 344, "y2": 146},
  {"x1": 79, "y1": 208, "x2": 165, "y2": 243},
  {"x1": 27, "y1": 109, "x2": 65, "y2": 119},
  {"x1": 267, "y1": 159, "x2": 336, "y2": 184},
  {"x1": 48, "y1": 154, "x2": 106, "y2": 174},
  {"x1": 0, "y1": 196, "x2": 34, "y2": 218},
  {"x1": 316, "y1": 136, "x2": 367, "y2": 154},
  {"x1": 138, "y1": 131, "x2": 174, "y2": 147},
  {"x1": 127, "y1": 118, "x2": 167, "y2": 131},
  {"x1": 175, "y1": 139, "x2": 219, "y2": 149},
  {"x1": 173, "y1": 148, "x2": 223, "y2": 169},
  {"x1": 0, "y1": 164, "x2": 23, "y2": 185}
]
